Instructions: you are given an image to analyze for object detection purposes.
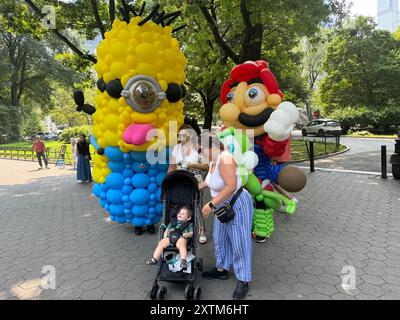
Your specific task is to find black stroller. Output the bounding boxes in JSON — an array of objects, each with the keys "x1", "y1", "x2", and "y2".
[{"x1": 149, "y1": 170, "x2": 203, "y2": 300}]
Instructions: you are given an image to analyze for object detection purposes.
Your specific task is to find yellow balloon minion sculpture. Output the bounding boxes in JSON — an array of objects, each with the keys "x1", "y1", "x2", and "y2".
[{"x1": 74, "y1": 2, "x2": 187, "y2": 235}]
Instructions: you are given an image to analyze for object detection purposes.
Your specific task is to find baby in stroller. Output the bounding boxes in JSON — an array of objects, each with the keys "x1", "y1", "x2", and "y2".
[{"x1": 146, "y1": 206, "x2": 193, "y2": 270}]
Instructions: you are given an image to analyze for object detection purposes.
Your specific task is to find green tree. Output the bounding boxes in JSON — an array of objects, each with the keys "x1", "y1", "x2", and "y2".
[
  {"x1": 0, "y1": 0, "x2": 84, "y2": 138},
  {"x1": 49, "y1": 87, "x2": 94, "y2": 127},
  {"x1": 300, "y1": 29, "x2": 332, "y2": 120},
  {"x1": 21, "y1": 108, "x2": 44, "y2": 138},
  {"x1": 21, "y1": 0, "x2": 348, "y2": 129},
  {"x1": 319, "y1": 17, "x2": 400, "y2": 113}
]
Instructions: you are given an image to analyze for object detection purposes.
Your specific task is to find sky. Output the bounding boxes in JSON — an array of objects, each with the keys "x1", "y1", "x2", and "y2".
[{"x1": 350, "y1": 0, "x2": 377, "y2": 20}]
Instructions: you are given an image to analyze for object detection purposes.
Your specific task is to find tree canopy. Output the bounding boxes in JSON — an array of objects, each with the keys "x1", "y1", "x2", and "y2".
[{"x1": 319, "y1": 17, "x2": 400, "y2": 113}]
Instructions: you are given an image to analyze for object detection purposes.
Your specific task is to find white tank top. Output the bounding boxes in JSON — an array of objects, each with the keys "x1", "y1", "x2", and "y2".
[{"x1": 205, "y1": 151, "x2": 242, "y2": 198}]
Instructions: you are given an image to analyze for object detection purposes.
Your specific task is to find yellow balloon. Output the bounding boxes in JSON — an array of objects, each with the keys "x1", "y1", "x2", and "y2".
[{"x1": 104, "y1": 114, "x2": 119, "y2": 130}]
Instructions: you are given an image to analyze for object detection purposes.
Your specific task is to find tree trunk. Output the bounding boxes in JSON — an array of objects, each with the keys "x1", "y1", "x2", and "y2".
[
  {"x1": 203, "y1": 99, "x2": 214, "y2": 130},
  {"x1": 241, "y1": 23, "x2": 263, "y2": 62}
]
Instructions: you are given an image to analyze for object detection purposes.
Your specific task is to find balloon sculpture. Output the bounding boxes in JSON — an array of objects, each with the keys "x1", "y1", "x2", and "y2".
[
  {"x1": 219, "y1": 60, "x2": 306, "y2": 242},
  {"x1": 74, "y1": 2, "x2": 187, "y2": 234}
]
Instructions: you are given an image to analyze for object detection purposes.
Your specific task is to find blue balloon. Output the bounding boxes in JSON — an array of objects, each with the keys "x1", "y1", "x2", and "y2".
[
  {"x1": 148, "y1": 201, "x2": 156, "y2": 207},
  {"x1": 148, "y1": 168, "x2": 159, "y2": 177},
  {"x1": 101, "y1": 184, "x2": 109, "y2": 192},
  {"x1": 106, "y1": 189, "x2": 124, "y2": 204},
  {"x1": 133, "y1": 217, "x2": 146, "y2": 227},
  {"x1": 100, "y1": 199, "x2": 107, "y2": 208},
  {"x1": 123, "y1": 168, "x2": 134, "y2": 178},
  {"x1": 124, "y1": 201, "x2": 133, "y2": 209},
  {"x1": 156, "y1": 203, "x2": 163, "y2": 215},
  {"x1": 149, "y1": 207, "x2": 155, "y2": 214},
  {"x1": 156, "y1": 188, "x2": 161, "y2": 200},
  {"x1": 100, "y1": 192, "x2": 106, "y2": 200},
  {"x1": 148, "y1": 183, "x2": 158, "y2": 194},
  {"x1": 157, "y1": 163, "x2": 169, "y2": 172},
  {"x1": 108, "y1": 161, "x2": 125, "y2": 173},
  {"x1": 105, "y1": 204, "x2": 110, "y2": 211},
  {"x1": 93, "y1": 184, "x2": 102, "y2": 197},
  {"x1": 106, "y1": 173, "x2": 124, "y2": 189},
  {"x1": 132, "y1": 161, "x2": 150, "y2": 173},
  {"x1": 131, "y1": 173, "x2": 150, "y2": 189},
  {"x1": 110, "y1": 204, "x2": 124, "y2": 216},
  {"x1": 116, "y1": 217, "x2": 126, "y2": 224},
  {"x1": 132, "y1": 205, "x2": 149, "y2": 217},
  {"x1": 105, "y1": 146, "x2": 124, "y2": 162},
  {"x1": 145, "y1": 218, "x2": 152, "y2": 225},
  {"x1": 150, "y1": 177, "x2": 156, "y2": 183},
  {"x1": 122, "y1": 195, "x2": 129, "y2": 202},
  {"x1": 156, "y1": 172, "x2": 166, "y2": 186},
  {"x1": 131, "y1": 151, "x2": 147, "y2": 162},
  {"x1": 122, "y1": 185, "x2": 133, "y2": 195},
  {"x1": 130, "y1": 189, "x2": 150, "y2": 205},
  {"x1": 124, "y1": 178, "x2": 131, "y2": 185}
]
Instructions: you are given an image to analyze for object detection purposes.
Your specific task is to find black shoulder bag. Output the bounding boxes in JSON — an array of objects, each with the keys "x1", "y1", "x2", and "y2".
[
  {"x1": 214, "y1": 187, "x2": 244, "y2": 223},
  {"x1": 169, "y1": 221, "x2": 191, "y2": 246}
]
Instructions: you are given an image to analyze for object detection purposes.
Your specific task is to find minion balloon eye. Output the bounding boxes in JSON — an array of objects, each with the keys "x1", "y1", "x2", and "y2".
[
  {"x1": 227, "y1": 92, "x2": 234, "y2": 102},
  {"x1": 121, "y1": 75, "x2": 166, "y2": 113}
]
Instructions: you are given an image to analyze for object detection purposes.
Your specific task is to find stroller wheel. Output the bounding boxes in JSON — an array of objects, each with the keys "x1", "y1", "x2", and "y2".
[
  {"x1": 196, "y1": 258, "x2": 203, "y2": 272},
  {"x1": 184, "y1": 284, "x2": 194, "y2": 300},
  {"x1": 150, "y1": 284, "x2": 159, "y2": 300},
  {"x1": 156, "y1": 286, "x2": 167, "y2": 300},
  {"x1": 193, "y1": 286, "x2": 202, "y2": 300}
]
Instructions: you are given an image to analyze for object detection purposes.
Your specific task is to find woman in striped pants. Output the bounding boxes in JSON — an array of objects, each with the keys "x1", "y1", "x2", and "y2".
[{"x1": 200, "y1": 135, "x2": 254, "y2": 300}]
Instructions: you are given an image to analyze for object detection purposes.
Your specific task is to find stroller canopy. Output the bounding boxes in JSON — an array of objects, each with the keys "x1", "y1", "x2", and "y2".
[{"x1": 161, "y1": 170, "x2": 200, "y2": 205}]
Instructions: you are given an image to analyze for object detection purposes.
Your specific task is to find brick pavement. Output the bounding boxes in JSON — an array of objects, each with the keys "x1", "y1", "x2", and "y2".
[{"x1": 0, "y1": 159, "x2": 400, "y2": 300}]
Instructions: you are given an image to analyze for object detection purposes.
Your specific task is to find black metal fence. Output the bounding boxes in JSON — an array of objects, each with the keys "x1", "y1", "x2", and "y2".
[{"x1": 0, "y1": 147, "x2": 97, "y2": 166}]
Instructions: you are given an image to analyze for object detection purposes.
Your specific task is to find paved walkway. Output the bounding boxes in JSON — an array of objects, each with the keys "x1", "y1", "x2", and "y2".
[
  {"x1": 294, "y1": 134, "x2": 396, "y2": 173},
  {"x1": 0, "y1": 159, "x2": 400, "y2": 300}
]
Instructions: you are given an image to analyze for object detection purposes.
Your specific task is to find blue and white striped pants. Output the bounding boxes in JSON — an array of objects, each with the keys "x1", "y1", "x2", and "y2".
[{"x1": 213, "y1": 189, "x2": 254, "y2": 282}]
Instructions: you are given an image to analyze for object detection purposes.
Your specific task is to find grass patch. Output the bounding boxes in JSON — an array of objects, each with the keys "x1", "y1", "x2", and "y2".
[
  {"x1": 0, "y1": 140, "x2": 96, "y2": 165},
  {"x1": 345, "y1": 131, "x2": 396, "y2": 139},
  {"x1": 290, "y1": 140, "x2": 346, "y2": 162}
]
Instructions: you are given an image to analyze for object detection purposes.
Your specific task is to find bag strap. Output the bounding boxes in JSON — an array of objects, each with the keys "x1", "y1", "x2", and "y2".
[{"x1": 228, "y1": 186, "x2": 243, "y2": 207}]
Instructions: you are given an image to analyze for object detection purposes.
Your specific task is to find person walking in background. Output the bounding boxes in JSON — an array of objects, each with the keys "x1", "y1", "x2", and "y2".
[
  {"x1": 71, "y1": 138, "x2": 78, "y2": 169},
  {"x1": 76, "y1": 134, "x2": 92, "y2": 183},
  {"x1": 32, "y1": 135, "x2": 49, "y2": 170}
]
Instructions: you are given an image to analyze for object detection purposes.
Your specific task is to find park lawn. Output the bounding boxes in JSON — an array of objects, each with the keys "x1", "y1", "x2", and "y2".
[
  {"x1": 1, "y1": 140, "x2": 346, "y2": 164},
  {"x1": 290, "y1": 140, "x2": 346, "y2": 162},
  {"x1": 345, "y1": 132, "x2": 397, "y2": 139},
  {"x1": 0, "y1": 140, "x2": 96, "y2": 165}
]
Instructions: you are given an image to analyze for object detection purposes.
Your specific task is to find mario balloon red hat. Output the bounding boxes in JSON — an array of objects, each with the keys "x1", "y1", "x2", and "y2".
[{"x1": 220, "y1": 60, "x2": 283, "y2": 104}]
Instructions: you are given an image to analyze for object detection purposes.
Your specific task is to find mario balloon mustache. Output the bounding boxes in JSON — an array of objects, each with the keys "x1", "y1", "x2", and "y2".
[{"x1": 219, "y1": 60, "x2": 307, "y2": 242}]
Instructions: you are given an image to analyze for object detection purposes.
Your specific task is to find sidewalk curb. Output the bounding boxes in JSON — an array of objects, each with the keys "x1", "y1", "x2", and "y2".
[{"x1": 289, "y1": 146, "x2": 350, "y2": 164}]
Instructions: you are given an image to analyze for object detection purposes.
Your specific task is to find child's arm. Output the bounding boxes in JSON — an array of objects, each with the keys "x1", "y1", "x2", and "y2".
[
  {"x1": 163, "y1": 223, "x2": 172, "y2": 238},
  {"x1": 182, "y1": 224, "x2": 194, "y2": 239},
  {"x1": 182, "y1": 231, "x2": 193, "y2": 239},
  {"x1": 163, "y1": 228, "x2": 170, "y2": 238}
]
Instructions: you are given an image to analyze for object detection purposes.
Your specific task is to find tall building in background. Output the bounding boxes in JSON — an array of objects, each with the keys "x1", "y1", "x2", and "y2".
[{"x1": 377, "y1": 0, "x2": 399, "y2": 32}]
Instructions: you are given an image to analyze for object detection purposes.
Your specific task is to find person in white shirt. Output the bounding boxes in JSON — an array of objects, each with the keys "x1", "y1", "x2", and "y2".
[
  {"x1": 199, "y1": 134, "x2": 254, "y2": 300},
  {"x1": 168, "y1": 124, "x2": 209, "y2": 244}
]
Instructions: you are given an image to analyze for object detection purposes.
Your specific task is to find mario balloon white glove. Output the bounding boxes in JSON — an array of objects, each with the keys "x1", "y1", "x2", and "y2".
[{"x1": 264, "y1": 102, "x2": 299, "y2": 142}]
